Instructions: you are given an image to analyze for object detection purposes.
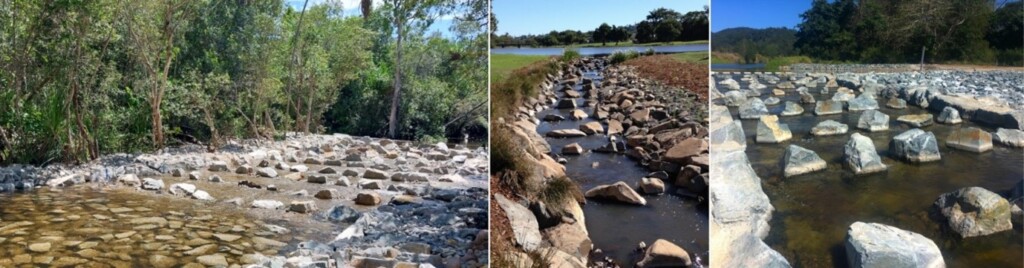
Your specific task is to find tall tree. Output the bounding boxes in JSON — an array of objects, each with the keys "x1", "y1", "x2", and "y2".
[
  {"x1": 122, "y1": 0, "x2": 197, "y2": 148},
  {"x1": 593, "y1": 23, "x2": 611, "y2": 45},
  {"x1": 383, "y1": 0, "x2": 449, "y2": 138}
]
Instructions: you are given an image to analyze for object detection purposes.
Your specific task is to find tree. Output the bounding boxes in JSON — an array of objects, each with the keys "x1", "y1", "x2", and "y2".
[
  {"x1": 655, "y1": 20, "x2": 681, "y2": 42},
  {"x1": 593, "y1": 23, "x2": 611, "y2": 45},
  {"x1": 122, "y1": 0, "x2": 198, "y2": 149},
  {"x1": 383, "y1": 0, "x2": 451, "y2": 138},
  {"x1": 636, "y1": 21, "x2": 655, "y2": 43}
]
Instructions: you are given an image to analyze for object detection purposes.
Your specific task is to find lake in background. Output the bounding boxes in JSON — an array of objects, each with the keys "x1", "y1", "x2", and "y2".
[{"x1": 491, "y1": 44, "x2": 707, "y2": 56}]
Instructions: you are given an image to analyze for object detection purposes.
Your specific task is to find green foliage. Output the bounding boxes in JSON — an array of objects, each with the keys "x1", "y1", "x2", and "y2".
[
  {"x1": 712, "y1": 27, "x2": 798, "y2": 63},
  {"x1": 609, "y1": 50, "x2": 640, "y2": 64},
  {"x1": 0, "y1": 0, "x2": 485, "y2": 165},
  {"x1": 561, "y1": 48, "x2": 581, "y2": 62},
  {"x1": 493, "y1": 7, "x2": 707, "y2": 48},
  {"x1": 764, "y1": 56, "x2": 814, "y2": 72},
  {"x1": 794, "y1": 0, "x2": 1019, "y2": 65}
]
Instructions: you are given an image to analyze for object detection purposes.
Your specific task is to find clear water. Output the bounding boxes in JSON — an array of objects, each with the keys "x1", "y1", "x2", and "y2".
[
  {"x1": 718, "y1": 74, "x2": 1024, "y2": 267},
  {"x1": 534, "y1": 69, "x2": 709, "y2": 266}
]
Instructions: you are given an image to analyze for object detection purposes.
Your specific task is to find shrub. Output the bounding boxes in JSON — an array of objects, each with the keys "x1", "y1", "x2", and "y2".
[
  {"x1": 610, "y1": 50, "x2": 640, "y2": 64},
  {"x1": 561, "y1": 47, "x2": 581, "y2": 62}
]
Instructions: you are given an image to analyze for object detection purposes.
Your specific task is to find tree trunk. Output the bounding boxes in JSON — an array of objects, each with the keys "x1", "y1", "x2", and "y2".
[
  {"x1": 388, "y1": 19, "x2": 403, "y2": 138},
  {"x1": 151, "y1": 95, "x2": 163, "y2": 148}
]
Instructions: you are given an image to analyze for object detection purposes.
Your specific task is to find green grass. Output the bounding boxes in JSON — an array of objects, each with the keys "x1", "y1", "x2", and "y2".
[
  {"x1": 764, "y1": 56, "x2": 814, "y2": 71},
  {"x1": 491, "y1": 54, "x2": 552, "y2": 84},
  {"x1": 669, "y1": 51, "x2": 710, "y2": 64}
]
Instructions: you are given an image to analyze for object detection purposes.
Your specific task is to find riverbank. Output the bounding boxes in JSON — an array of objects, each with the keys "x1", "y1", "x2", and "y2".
[{"x1": 0, "y1": 133, "x2": 489, "y2": 267}]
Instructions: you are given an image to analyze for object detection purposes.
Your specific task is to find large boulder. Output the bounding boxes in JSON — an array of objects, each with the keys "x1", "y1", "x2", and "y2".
[
  {"x1": 889, "y1": 129, "x2": 940, "y2": 162},
  {"x1": 579, "y1": 122, "x2": 604, "y2": 135},
  {"x1": 711, "y1": 120, "x2": 746, "y2": 153},
  {"x1": 844, "y1": 133, "x2": 887, "y2": 174},
  {"x1": 811, "y1": 120, "x2": 848, "y2": 136},
  {"x1": 845, "y1": 222, "x2": 944, "y2": 268},
  {"x1": 141, "y1": 178, "x2": 165, "y2": 191},
  {"x1": 933, "y1": 187, "x2": 1013, "y2": 237},
  {"x1": 584, "y1": 181, "x2": 647, "y2": 205},
  {"x1": 814, "y1": 100, "x2": 843, "y2": 115},
  {"x1": 856, "y1": 110, "x2": 889, "y2": 132},
  {"x1": 800, "y1": 91, "x2": 816, "y2": 104},
  {"x1": 755, "y1": 115, "x2": 792, "y2": 143},
  {"x1": 636, "y1": 239, "x2": 692, "y2": 267},
  {"x1": 763, "y1": 97, "x2": 780, "y2": 106},
  {"x1": 847, "y1": 94, "x2": 878, "y2": 111},
  {"x1": 665, "y1": 138, "x2": 708, "y2": 165},
  {"x1": 556, "y1": 99, "x2": 576, "y2": 109},
  {"x1": 781, "y1": 101, "x2": 804, "y2": 116},
  {"x1": 896, "y1": 114, "x2": 934, "y2": 128},
  {"x1": 722, "y1": 91, "x2": 747, "y2": 107},
  {"x1": 946, "y1": 127, "x2": 993, "y2": 153},
  {"x1": 782, "y1": 145, "x2": 826, "y2": 177},
  {"x1": 832, "y1": 91, "x2": 855, "y2": 102},
  {"x1": 993, "y1": 128, "x2": 1024, "y2": 148},
  {"x1": 739, "y1": 98, "x2": 769, "y2": 119},
  {"x1": 936, "y1": 107, "x2": 962, "y2": 124},
  {"x1": 562, "y1": 143, "x2": 585, "y2": 155},
  {"x1": 494, "y1": 194, "x2": 542, "y2": 251},
  {"x1": 709, "y1": 150, "x2": 791, "y2": 267}
]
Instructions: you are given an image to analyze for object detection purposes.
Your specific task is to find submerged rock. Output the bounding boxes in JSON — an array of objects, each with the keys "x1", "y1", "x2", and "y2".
[
  {"x1": 814, "y1": 100, "x2": 843, "y2": 115},
  {"x1": 547, "y1": 129, "x2": 587, "y2": 138},
  {"x1": 638, "y1": 178, "x2": 666, "y2": 195},
  {"x1": 811, "y1": 120, "x2": 849, "y2": 136},
  {"x1": 946, "y1": 127, "x2": 993, "y2": 152},
  {"x1": 844, "y1": 133, "x2": 887, "y2": 174},
  {"x1": 584, "y1": 181, "x2": 647, "y2": 205},
  {"x1": 937, "y1": 107, "x2": 962, "y2": 124},
  {"x1": 856, "y1": 110, "x2": 889, "y2": 132},
  {"x1": 934, "y1": 187, "x2": 1013, "y2": 237},
  {"x1": 800, "y1": 91, "x2": 816, "y2": 104},
  {"x1": 781, "y1": 101, "x2": 804, "y2": 116},
  {"x1": 889, "y1": 129, "x2": 941, "y2": 162},
  {"x1": 755, "y1": 115, "x2": 792, "y2": 143},
  {"x1": 739, "y1": 98, "x2": 769, "y2": 119},
  {"x1": 562, "y1": 143, "x2": 584, "y2": 155},
  {"x1": 993, "y1": 128, "x2": 1024, "y2": 148},
  {"x1": 782, "y1": 145, "x2": 826, "y2": 177},
  {"x1": 845, "y1": 222, "x2": 944, "y2": 268},
  {"x1": 763, "y1": 97, "x2": 780, "y2": 106},
  {"x1": 896, "y1": 114, "x2": 933, "y2": 128}
]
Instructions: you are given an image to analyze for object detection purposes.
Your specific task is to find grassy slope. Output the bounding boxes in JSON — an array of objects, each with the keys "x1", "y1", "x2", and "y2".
[
  {"x1": 491, "y1": 54, "x2": 552, "y2": 84},
  {"x1": 668, "y1": 51, "x2": 710, "y2": 64}
]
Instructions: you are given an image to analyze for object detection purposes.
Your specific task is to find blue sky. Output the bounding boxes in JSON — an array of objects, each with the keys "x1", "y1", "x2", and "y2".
[
  {"x1": 493, "y1": 0, "x2": 708, "y2": 36},
  {"x1": 285, "y1": 0, "x2": 458, "y2": 36},
  {"x1": 711, "y1": 0, "x2": 809, "y2": 32}
]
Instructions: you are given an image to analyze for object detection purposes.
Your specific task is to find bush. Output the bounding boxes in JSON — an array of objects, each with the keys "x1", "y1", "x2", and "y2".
[
  {"x1": 644, "y1": 48, "x2": 657, "y2": 56},
  {"x1": 561, "y1": 47, "x2": 581, "y2": 62},
  {"x1": 610, "y1": 50, "x2": 640, "y2": 64}
]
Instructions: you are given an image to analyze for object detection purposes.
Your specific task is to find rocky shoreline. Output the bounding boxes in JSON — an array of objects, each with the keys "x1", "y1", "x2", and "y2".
[
  {"x1": 494, "y1": 56, "x2": 707, "y2": 267},
  {"x1": 0, "y1": 133, "x2": 489, "y2": 267}
]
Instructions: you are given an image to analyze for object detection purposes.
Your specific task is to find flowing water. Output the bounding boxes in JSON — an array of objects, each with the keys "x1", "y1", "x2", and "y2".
[
  {"x1": 535, "y1": 68, "x2": 709, "y2": 266},
  {"x1": 717, "y1": 73, "x2": 1024, "y2": 267},
  {"x1": 0, "y1": 185, "x2": 331, "y2": 267}
]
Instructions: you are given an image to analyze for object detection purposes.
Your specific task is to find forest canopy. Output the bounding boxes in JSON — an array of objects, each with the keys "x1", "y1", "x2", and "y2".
[{"x1": 492, "y1": 6, "x2": 709, "y2": 47}]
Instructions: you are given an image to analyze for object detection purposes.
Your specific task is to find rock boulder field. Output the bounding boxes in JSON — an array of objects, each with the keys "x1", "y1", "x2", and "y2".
[
  {"x1": 889, "y1": 129, "x2": 941, "y2": 162},
  {"x1": 844, "y1": 133, "x2": 888, "y2": 174},
  {"x1": 0, "y1": 133, "x2": 489, "y2": 267}
]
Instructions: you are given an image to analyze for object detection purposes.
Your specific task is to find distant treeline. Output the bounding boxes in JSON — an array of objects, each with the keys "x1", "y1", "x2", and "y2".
[
  {"x1": 492, "y1": 7, "x2": 708, "y2": 47},
  {"x1": 712, "y1": 0, "x2": 1022, "y2": 65},
  {"x1": 711, "y1": 27, "x2": 798, "y2": 63}
]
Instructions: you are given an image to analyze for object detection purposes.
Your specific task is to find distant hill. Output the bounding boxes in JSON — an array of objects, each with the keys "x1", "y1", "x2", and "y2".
[{"x1": 711, "y1": 27, "x2": 798, "y2": 63}]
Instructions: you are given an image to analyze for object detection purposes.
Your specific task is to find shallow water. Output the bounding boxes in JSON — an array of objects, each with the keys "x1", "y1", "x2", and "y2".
[
  {"x1": 0, "y1": 186, "x2": 325, "y2": 267},
  {"x1": 535, "y1": 69, "x2": 709, "y2": 266},
  {"x1": 718, "y1": 74, "x2": 1024, "y2": 267}
]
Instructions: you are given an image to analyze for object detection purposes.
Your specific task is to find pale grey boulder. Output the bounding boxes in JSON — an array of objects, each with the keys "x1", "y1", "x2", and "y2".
[
  {"x1": 889, "y1": 129, "x2": 941, "y2": 163},
  {"x1": 845, "y1": 222, "x2": 944, "y2": 268},
  {"x1": 857, "y1": 110, "x2": 889, "y2": 132},
  {"x1": 811, "y1": 120, "x2": 848, "y2": 136},
  {"x1": 782, "y1": 145, "x2": 826, "y2": 177},
  {"x1": 844, "y1": 133, "x2": 887, "y2": 174}
]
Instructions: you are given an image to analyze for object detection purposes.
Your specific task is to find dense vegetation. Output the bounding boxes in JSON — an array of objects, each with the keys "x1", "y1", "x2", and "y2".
[
  {"x1": 796, "y1": 0, "x2": 1022, "y2": 65},
  {"x1": 492, "y1": 7, "x2": 708, "y2": 47},
  {"x1": 0, "y1": 0, "x2": 487, "y2": 165},
  {"x1": 711, "y1": 27, "x2": 798, "y2": 63},
  {"x1": 713, "y1": 0, "x2": 1022, "y2": 66}
]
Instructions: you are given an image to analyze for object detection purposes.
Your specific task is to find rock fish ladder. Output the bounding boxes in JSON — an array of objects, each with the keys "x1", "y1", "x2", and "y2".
[
  {"x1": 496, "y1": 57, "x2": 708, "y2": 267},
  {"x1": 0, "y1": 133, "x2": 490, "y2": 267}
]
